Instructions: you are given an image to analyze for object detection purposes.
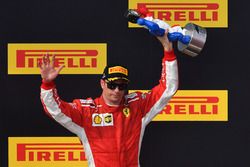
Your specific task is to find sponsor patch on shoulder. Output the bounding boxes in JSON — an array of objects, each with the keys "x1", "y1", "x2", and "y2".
[
  {"x1": 80, "y1": 99, "x2": 94, "y2": 104},
  {"x1": 126, "y1": 92, "x2": 137, "y2": 99},
  {"x1": 80, "y1": 99, "x2": 96, "y2": 108}
]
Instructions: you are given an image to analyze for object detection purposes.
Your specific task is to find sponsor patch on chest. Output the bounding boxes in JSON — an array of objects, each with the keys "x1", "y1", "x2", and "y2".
[{"x1": 92, "y1": 113, "x2": 114, "y2": 127}]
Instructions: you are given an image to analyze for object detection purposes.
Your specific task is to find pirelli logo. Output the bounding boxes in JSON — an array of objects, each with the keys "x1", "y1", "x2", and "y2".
[
  {"x1": 130, "y1": 90, "x2": 228, "y2": 121},
  {"x1": 9, "y1": 137, "x2": 88, "y2": 167},
  {"x1": 128, "y1": 0, "x2": 228, "y2": 27},
  {"x1": 8, "y1": 44, "x2": 107, "y2": 74}
]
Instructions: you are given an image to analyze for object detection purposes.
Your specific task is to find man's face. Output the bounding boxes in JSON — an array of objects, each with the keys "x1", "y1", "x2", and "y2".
[{"x1": 101, "y1": 79, "x2": 128, "y2": 105}]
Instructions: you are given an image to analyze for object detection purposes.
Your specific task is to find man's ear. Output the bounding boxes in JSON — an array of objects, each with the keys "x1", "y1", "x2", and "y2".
[{"x1": 100, "y1": 79, "x2": 105, "y2": 89}]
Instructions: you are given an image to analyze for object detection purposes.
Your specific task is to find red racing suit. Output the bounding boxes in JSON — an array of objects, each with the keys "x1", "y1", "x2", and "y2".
[{"x1": 40, "y1": 50, "x2": 178, "y2": 167}]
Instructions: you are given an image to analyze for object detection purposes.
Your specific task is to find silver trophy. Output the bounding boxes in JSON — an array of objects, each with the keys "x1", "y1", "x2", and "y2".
[{"x1": 125, "y1": 9, "x2": 207, "y2": 57}]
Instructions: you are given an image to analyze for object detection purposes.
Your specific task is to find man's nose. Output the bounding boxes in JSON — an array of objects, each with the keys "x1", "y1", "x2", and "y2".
[{"x1": 114, "y1": 87, "x2": 120, "y2": 92}]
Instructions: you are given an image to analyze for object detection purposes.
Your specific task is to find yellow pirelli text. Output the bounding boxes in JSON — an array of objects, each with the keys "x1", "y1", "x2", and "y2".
[
  {"x1": 129, "y1": 90, "x2": 228, "y2": 121},
  {"x1": 109, "y1": 66, "x2": 128, "y2": 75},
  {"x1": 8, "y1": 137, "x2": 88, "y2": 167},
  {"x1": 128, "y1": 0, "x2": 228, "y2": 27},
  {"x1": 8, "y1": 43, "x2": 107, "y2": 74}
]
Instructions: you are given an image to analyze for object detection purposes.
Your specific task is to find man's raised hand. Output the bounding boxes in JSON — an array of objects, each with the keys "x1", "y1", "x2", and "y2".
[{"x1": 39, "y1": 54, "x2": 65, "y2": 83}]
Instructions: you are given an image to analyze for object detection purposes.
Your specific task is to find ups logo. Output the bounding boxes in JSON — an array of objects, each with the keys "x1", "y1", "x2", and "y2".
[{"x1": 104, "y1": 115, "x2": 112, "y2": 123}]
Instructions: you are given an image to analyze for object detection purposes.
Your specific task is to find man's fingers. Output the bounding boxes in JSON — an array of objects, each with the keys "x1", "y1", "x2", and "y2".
[
  {"x1": 42, "y1": 55, "x2": 47, "y2": 65},
  {"x1": 46, "y1": 53, "x2": 50, "y2": 65},
  {"x1": 56, "y1": 65, "x2": 65, "y2": 74},
  {"x1": 42, "y1": 53, "x2": 50, "y2": 66},
  {"x1": 51, "y1": 54, "x2": 55, "y2": 68}
]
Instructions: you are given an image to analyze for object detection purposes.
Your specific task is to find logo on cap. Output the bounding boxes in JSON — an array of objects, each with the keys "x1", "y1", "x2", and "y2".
[{"x1": 108, "y1": 66, "x2": 128, "y2": 76}]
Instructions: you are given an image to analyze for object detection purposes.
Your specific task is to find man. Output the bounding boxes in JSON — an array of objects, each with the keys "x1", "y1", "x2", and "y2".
[{"x1": 40, "y1": 31, "x2": 178, "y2": 167}]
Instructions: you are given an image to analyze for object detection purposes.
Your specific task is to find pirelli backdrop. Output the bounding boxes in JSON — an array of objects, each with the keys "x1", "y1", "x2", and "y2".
[{"x1": 1, "y1": 0, "x2": 250, "y2": 166}]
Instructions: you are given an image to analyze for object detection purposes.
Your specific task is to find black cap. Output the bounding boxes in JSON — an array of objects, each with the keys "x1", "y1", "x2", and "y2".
[{"x1": 101, "y1": 65, "x2": 129, "y2": 82}]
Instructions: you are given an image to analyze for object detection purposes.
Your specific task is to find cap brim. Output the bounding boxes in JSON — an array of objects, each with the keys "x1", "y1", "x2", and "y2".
[{"x1": 107, "y1": 77, "x2": 129, "y2": 82}]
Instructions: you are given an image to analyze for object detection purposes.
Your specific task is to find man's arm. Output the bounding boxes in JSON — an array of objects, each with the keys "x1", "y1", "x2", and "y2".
[
  {"x1": 39, "y1": 55, "x2": 84, "y2": 135},
  {"x1": 140, "y1": 31, "x2": 179, "y2": 124}
]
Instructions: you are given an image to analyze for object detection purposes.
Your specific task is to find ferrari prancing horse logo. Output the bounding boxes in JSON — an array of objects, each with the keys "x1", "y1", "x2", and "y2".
[{"x1": 123, "y1": 107, "x2": 130, "y2": 117}]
